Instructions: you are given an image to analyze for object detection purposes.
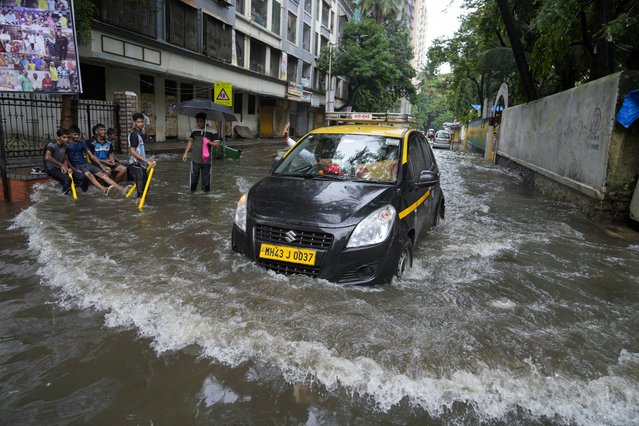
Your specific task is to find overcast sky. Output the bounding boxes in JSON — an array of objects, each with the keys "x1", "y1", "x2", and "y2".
[{"x1": 425, "y1": 0, "x2": 464, "y2": 50}]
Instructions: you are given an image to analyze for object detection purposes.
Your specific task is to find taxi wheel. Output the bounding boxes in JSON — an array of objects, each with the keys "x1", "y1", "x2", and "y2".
[
  {"x1": 395, "y1": 239, "x2": 413, "y2": 279},
  {"x1": 435, "y1": 201, "x2": 444, "y2": 226}
]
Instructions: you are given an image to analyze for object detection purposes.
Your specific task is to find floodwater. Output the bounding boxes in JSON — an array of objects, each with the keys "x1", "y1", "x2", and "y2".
[{"x1": 1, "y1": 145, "x2": 638, "y2": 425}]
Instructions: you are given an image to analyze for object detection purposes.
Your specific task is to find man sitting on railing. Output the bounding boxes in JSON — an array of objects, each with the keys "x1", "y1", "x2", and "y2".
[
  {"x1": 66, "y1": 126, "x2": 127, "y2": 196},
  {"x1": 88, "y1": 123, "x2": 127, "y2": 183},
  {"x1": 43, "y1": 128, "x2": 88, "y2": 195}
]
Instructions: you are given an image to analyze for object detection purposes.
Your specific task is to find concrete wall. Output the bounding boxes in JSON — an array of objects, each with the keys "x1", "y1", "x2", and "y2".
[{"x1": 497, "y1": 71, "x2": 639, "y2": 220}]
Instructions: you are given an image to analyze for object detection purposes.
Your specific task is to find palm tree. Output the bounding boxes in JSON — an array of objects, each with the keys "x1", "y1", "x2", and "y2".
[{"x1": 358, "y1": 0, "x2": 403, "y2": 24}]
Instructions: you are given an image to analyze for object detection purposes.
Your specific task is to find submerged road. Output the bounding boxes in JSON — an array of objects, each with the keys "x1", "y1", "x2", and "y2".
[{"x1": 1, "y1": 145, "x2": 638, "y2": 424}]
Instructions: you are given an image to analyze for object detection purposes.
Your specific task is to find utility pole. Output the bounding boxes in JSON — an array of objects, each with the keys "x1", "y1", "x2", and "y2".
[{"x1": 325, "y1": 44, "x2": 334, "y2": 126}]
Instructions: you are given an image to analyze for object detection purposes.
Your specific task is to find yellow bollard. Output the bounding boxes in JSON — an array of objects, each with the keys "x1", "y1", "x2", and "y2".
[
  {"x1": 67, "y1": 171, "x2": 78, "y2": 200},
  {"x1": 125, "y1": 184, "x2": 137, "y2": 198},
  {"x1": 138, "y1": 166, "x2": 155, "y2": 209}
]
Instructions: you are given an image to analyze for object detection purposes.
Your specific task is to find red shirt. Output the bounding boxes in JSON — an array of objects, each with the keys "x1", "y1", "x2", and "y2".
[{"x1": 42, "y1": 77, "x2": 53, "y2": 89}]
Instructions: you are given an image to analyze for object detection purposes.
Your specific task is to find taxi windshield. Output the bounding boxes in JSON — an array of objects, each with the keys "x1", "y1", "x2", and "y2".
[{"x1": 275, "y1": 133, "x2": 401, "y2": 183}]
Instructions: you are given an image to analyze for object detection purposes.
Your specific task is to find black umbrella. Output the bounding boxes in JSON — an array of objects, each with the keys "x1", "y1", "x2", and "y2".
[{"x1": 172, "y1": 99, "x2": 237, "y2": 122}]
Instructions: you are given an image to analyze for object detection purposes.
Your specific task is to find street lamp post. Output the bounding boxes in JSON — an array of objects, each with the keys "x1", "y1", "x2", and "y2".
[{"x1": 325, "y1": 44, "x2": 335, "y2": 126}]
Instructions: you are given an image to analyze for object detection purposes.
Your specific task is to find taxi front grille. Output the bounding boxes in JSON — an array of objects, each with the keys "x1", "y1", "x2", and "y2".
[
  {"x1": 255, "y1": 224, "x2": 333, "y2": 250},
  {"x1": 258, "y1": 259, "x2": 320, "y2": 277}
]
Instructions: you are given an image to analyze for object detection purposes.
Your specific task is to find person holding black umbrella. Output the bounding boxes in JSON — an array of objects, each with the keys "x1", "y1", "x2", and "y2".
[{"x1": 182, "y1": 112, "x2": 220, "y2": 193}]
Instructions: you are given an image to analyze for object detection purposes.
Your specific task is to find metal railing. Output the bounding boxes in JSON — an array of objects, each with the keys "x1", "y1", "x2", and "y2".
[{"x1": 0, "y1": 93, "x2": 119, "y2": 166}]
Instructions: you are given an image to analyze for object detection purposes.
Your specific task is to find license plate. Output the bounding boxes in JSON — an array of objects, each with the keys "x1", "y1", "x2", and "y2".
[{"x1": 259, "y1": 243, "x2": 317, "y2": 266}]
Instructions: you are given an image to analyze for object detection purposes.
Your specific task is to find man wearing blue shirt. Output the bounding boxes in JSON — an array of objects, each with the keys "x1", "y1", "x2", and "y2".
[
  {"x1": 89, "y1": 123, "x2": 127, "y2": 182},
  {"x1": 66, "y1": 126, "x2": 125, "y2": 195}
]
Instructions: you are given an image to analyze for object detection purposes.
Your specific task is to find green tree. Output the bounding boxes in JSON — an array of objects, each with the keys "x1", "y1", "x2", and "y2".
[
  {"x1": 412, "y1": 73, "x2": 455, "y2": 130},
  {"x1": 426, "y1": 4, "x2": 515, "y2": 120},
  {"x1": 427, "y1": 0, "x2": 639, "y2": 123},
  {"x1": 317, "y1": 19, "x2": 416, "y2": 112},
  {"x1": 530, "y1": 0, "x2": 639, "y2": 87},
  {"x1": 358, "y1": 0, "x2": 403, "y2": 24}
]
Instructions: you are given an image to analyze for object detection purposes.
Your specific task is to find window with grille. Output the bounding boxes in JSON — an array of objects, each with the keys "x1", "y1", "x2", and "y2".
[
  {"x1": 204, "y1": 15, "x2": 232, "y2": 62},
  {"x1": 288, "y1": 56, "x2": 298, "y2": 83},
  {"x1": 250, "y1": 39, "x2": 267, "y2": 74},
  {"x1": 166, "y1": 0, "x2": 198, "y2": 52},
  {"x1": 252, "y1": 0, "x2": 268, "y2": 27},
  {"x1": 321, "y1": 1, "x2": 329, "y2": 27},
  {"x1": 338, "y1": 14, "x2": 347, "y2": 38},
  {"x1": 302, "y1": 62, "x2": 311, "y2": 86},
  {"x1": 271, "y1": 0, "x2": 281, "y2": 35},
  {"x1": 94, "y1": 0, "x2": 157, "y2": 38},
  {"x1": 302, "y1": 23, "x2": 311, "y2": 51},
  {"x1": 236, "y1": 32, "x2": 245, "y2": 67},
  {"x1": 287, "y1": 12, "x2": 297, "y2": 43},
  {"x1": 270, "y1": 49, "x2": 280, "y2": 77}
]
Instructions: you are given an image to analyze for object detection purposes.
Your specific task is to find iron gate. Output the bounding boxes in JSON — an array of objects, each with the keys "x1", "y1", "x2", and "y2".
[
  {"x1": 0, "y1": 93, "x2": 120, "y2": 158},
  {"x1": 0, "y1": 93, "x2": 120, "y2": 199}
]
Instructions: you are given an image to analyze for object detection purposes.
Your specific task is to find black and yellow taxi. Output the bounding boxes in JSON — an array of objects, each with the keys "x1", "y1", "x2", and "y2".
[{"x1": 232, "y1": 112, "x2": 445, "y2": 284}]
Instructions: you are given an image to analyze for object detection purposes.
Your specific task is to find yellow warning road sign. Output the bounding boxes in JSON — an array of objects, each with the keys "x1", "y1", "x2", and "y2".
[{"x1": 214, "y1": 82, "x2": 232, "y2": 107}]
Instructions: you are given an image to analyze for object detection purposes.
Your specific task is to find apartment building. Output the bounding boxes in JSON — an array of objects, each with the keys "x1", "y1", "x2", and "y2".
[
  {"x1": 410, "y1": 0, "x2": 427, "y2": 73},
  {"x1": 79, "y1": 0, "x2": 354, "y2": 142}
]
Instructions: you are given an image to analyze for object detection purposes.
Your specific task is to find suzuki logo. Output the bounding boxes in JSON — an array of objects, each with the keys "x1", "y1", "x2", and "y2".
[{"x1": 284, "y1": 230, "x2": 298, "y2": 243}]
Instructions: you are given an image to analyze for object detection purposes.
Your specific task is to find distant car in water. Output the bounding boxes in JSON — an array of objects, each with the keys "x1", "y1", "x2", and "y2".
[
  {"x1": 232, "y1": 112, "x2": 445, "y2": 285},
  {"x1": 426, "y1": 128, "x2": 435, "y2": 144},
  {"x1": 433, "y1": 130, "x2": 452, "y2": 149}
]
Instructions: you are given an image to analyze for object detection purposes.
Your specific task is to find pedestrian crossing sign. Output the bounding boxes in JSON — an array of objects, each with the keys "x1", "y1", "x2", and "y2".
[{"x1": 214, "y1": 82, "x2": 232, "y2": 107}]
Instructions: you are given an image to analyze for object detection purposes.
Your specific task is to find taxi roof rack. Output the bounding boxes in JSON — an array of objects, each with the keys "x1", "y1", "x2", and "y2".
[{"x1": 325, "y1": 112, "x2": 418, "y2": 126}]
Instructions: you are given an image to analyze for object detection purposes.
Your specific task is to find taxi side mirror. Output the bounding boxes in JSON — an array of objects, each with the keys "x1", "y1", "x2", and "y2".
[{"x1": 416, "y1": 170, "x2": 439, "y2": 187}]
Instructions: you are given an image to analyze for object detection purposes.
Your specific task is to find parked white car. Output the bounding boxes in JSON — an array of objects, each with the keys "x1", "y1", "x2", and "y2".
[{"x1": 433, "y1": 130, "x2": 452, "y2": 149}]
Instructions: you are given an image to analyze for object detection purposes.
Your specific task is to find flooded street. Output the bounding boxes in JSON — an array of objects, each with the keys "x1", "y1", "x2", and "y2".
[{"x1": 1, "y1": 144, "x2": 638, "y2": 425}]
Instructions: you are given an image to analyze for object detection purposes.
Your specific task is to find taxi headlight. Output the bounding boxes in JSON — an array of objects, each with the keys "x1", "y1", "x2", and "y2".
[
  {"x1": 234, "y1": 193, "x2": 248, "y2": 232},
  {"x1": 346, "y1": 205, "x2": 396, "y2": 248}
]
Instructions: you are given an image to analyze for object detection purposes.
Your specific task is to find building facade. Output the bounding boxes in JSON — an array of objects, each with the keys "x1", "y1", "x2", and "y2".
[
  {"x1": 80, "y1": 0, "x2": 354, "y2": 142},
  {"x1": 409, "y1": 0, "x2": 427, "y2": 73}
]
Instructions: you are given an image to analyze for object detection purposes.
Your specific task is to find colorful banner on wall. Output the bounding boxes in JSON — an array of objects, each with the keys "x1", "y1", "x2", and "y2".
[{"x1": 0, "y1": 0, "x2": 82, "y2": 93}]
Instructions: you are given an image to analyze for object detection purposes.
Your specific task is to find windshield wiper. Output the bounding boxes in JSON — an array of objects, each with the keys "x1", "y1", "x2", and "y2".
[
  {"x1": 312, "y1": 174, "x2": 348, "y2": 181},
  {"x1": 274, "y1": 172, "x2": 310, "y2": 178}
]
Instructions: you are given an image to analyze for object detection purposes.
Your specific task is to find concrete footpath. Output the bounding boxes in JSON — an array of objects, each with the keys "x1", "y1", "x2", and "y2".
[{"x1": 144, "y1": 137, "x2": 284, "y2": 154}]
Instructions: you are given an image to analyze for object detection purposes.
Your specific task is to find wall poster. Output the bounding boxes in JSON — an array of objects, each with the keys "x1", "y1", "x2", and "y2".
[{"x1": 0, "y1": 0, "x2": 82, "y2": 93}]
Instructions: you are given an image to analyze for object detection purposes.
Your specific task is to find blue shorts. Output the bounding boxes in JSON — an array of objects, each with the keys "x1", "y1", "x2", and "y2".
[{"x1": 76, "y1": 163, "x2": 102, "y2": 175}]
